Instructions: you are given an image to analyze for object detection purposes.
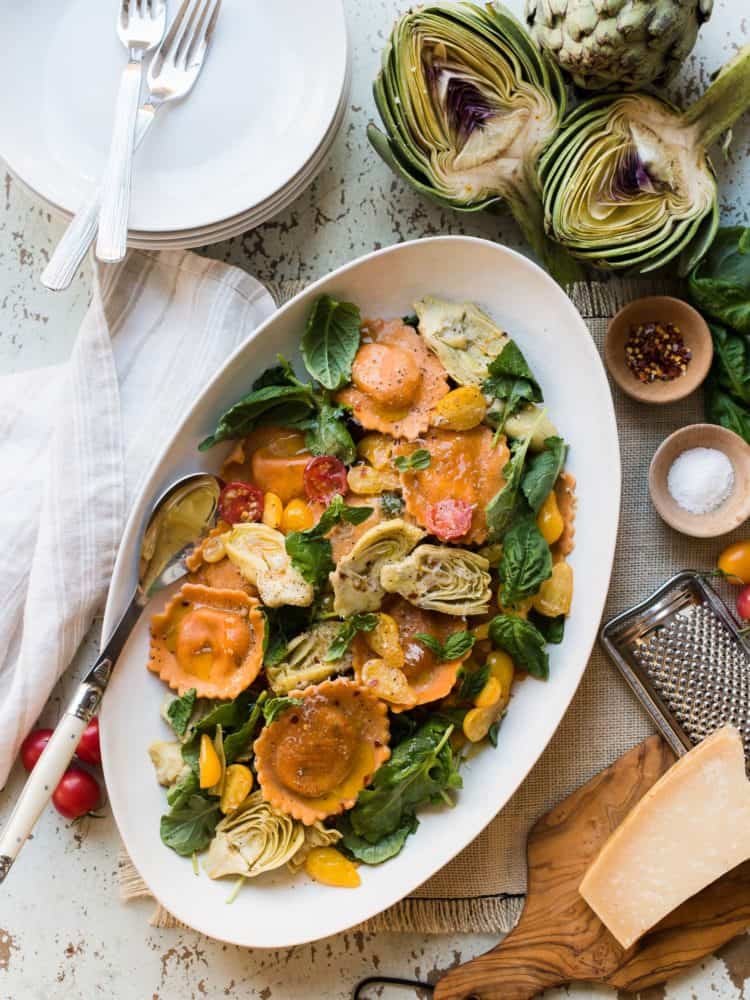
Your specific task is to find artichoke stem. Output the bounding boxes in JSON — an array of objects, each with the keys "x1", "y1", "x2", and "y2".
[
  {"x1": 682, "y1": 43, "x2": 750, "y2": 148},
  {"x1": 506, "y1": 180, "x2": 585, "y2": 288}
]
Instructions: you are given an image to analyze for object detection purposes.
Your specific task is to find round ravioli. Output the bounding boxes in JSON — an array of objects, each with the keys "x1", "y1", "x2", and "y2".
[
  {"x1": 254, "y1": 678, "x2": 390, "y2": 825},
  {"x1": 396, "y1": 426, "x2": 510, "y2": 545},
  {"x1": 335, "y1": 319, "x2": 450, "y2": 440},
  {"x1": 221, "y1": 426, "x2": 312, "y2": 505},
  {"x1": 353, "y1": 597, "x2": 469, "y2": 710},
  {"x1": 148, "y1": 583, "x2": 264, "y2": 699}
]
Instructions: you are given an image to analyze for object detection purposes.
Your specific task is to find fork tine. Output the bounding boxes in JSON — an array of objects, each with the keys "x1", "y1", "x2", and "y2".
[
  {"x1": 157, "y1": 0, "x2": 193, "y2": 62},
  {"x1": 203, "y1": 0, "x2": 221, "y2": 46},
  {"x1": 185, "y1": 0, "x2": 218, "y2": 65}
]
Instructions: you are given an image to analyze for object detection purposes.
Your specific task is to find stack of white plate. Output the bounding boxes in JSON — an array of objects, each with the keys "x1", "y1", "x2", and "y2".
[{"x1": 0, "y1": 0, "x2": 349, "y2": 249}]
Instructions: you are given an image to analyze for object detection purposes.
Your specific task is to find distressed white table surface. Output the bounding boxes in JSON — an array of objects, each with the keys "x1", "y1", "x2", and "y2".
[{"x1": 1, "y1": 1, "x2": 749, "y2": 998}]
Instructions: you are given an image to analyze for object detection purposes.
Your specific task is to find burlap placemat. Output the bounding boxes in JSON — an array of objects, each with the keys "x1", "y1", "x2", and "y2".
[{"x1": 120, "y1": 276, "x2": 747, "y2": 935}]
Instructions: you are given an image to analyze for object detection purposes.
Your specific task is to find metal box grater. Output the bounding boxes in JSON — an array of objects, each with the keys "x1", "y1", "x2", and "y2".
[{"x1": 600, "y1": 570, "x2": 750, "y2": 761}]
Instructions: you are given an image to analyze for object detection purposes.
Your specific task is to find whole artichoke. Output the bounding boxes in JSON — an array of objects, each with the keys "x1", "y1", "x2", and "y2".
[{"x1": 525, "y1": 0, "x2": 713, "y2": 91}]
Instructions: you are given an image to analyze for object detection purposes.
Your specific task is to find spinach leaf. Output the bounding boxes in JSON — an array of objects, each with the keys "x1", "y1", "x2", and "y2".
[
  {"x1": 457, "y1": 662, "x2": 490, "y2": 702},
  {"x1": 521, "y1": 437, "x2": 567, "y2": 514},
  {"x1": 166, "y1": 769, "x2": 199, "y2": 810},
  {"x1": 499, "y1": 517, "x2": 552, "y2": 607},
  {"x1": 195, "y1": 690, "x2": 255, "y2": 734},
  {"x1": 689, "y1": 226, "x2": 750, "y2": 334},
  {"x1": 705, "y1": 378, "x2": 750, "y2": 444},
  {"x1": 393, "y1": 449, "x2": 431, "y2": 472},
  {"x1": 262, "y1": 696, "x2": 304, "y2": 725},
  {"x1": 488, "y1": 720, "x2": 502, "y2": 748},
  {"x1": 528, "y1": 609, "x2": 565, "y2": 645},
  {"x1": 326, "y1": 613, "x2": 379, "y2": 661},
  {"x1": 160, "y1": 795, "x2": 221, "y2": 856},
  {"x1": 301, "y1": 295, "x2": 361, "y2": 390},
  {"x1": 223, "y1": 694, "x2": 267, "y2": 764},
  {"x1": 338, "y1": 814, "x2": 419, "y2": 865},
  {"x1": 199, "y1": 382, "x2": 317, "y2": 451},
  {"x1": 489, "y1": 614, "x2": 549, "y2": 680},
  {"x1": 414, "y1": 630, "x2": 475, "y2": 661},
  {"x1": 483, "y1": 341, "x2": 543, "y2": 433},
  {"x1": 380, "y1": 492, "x2": 404, "y2": 517},
  {"x1": 166, "y1": 689, "x2": 197, "y2": 738},
  {"x1": 710, "y1": 325, "x2": 750, "y2": 404},
  {"x1": 348, "y1": 719, "x2": 462, "y2": 844},
  {"x1": 485, "y1": 424, "x2": 538, "y2": 541},
  {"x1": 285, "y1": 496, "x2": 373, "y2": 588},
  {"x1": 263, "y1": 605, "x2": 312, "y2": 669},
  {"x1": 302, "y1": 399, "x2": 357, "y2": 464}
]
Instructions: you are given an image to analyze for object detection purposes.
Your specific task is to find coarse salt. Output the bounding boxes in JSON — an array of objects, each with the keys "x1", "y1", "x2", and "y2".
[{"x1": 667, "y1": 447, "x2": 734, "y2": 515}]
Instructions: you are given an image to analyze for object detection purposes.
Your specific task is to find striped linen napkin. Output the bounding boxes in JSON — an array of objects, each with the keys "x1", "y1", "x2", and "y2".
[{"x1": 0, "y1": 251, "x2": 274, "y2": 787}]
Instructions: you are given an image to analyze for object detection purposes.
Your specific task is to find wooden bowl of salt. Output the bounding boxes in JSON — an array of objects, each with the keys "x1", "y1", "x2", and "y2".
[{"x1": 649, "y1": 424, "x2": 750, "y2": 537}]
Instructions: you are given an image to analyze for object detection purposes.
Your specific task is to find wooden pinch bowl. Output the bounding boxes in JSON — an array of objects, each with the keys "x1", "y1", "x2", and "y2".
[
  {"x1": 605, "y1": 296, "x2": 712, "y2": 403},
  {"x1": 649, "y1": 424, "x2": 750, "y2": 538}
]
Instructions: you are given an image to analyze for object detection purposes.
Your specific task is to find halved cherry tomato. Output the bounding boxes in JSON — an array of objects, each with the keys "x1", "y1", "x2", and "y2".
[
  {"x1": 304, "y1": 456, "x2": 347, "y2": 503},
  {"x1": 52, "y1": 767, "x2": 101, "y2": 819},
  {"x1": 218, "y1": 481, "x2": 264, "y2": 525},
  {"x1": 76, "y1": 718, "x2": 101, "y2": 766},
  {"x1": 424, "y1": 499, "x2": 475, "y2": 541},
  {"x1": 20, "y1": 728, "x2": 53, "y2": 772},
  {"x1": 737, "y1": 585, "x2": 750, "y2": 620}
]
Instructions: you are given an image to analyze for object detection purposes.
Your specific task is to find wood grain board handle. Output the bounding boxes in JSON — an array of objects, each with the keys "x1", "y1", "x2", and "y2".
[{"x1": 433, "y1": 952, "x2": 565, "y2": 1000}]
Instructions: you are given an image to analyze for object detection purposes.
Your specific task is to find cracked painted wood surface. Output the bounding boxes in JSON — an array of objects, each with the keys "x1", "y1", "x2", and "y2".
[{"x1": 0, "y1": 0, "x2": 749, "y2": 996}]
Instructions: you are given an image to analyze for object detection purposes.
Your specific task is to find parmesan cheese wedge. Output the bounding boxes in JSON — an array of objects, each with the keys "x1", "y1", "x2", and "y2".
[{"x1": 579, "y1": 726, "x2": 750, "y2": 949}]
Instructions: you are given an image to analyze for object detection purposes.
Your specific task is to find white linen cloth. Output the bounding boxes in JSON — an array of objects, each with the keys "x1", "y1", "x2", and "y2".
[{"x1": 0, "y1": 250, "x2": 275, "y2": 787}]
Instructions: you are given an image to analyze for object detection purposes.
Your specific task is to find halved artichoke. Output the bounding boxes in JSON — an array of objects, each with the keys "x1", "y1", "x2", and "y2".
[
  {"x1": 369, "y1": 2, "x2": 581, "y2": 284},
  {"x1": 148, "y1": 740, "x2": 187, "y2": 787},
  {"x1": 380, "y1": 544, "x2": 492, "y2": 616},
  {"x1": 266, "y1": 622, "x2": 352, "y2": 695},
  {"x1": 415, "y1": 296, "x2": 508, "y2": 386},
  {"x1": 331, "y1": 519, "x2": 425, "y2": 615},
  {"x1": 220, "y1": 523, "x2": 314, "y2": 608},
  {"x1": 540, "y1": 45, "x2": 750, "y2": 274}
]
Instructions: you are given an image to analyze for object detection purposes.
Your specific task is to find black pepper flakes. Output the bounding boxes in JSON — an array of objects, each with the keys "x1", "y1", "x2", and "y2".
[{"x1": 625, "y1": 320, "x2": 691, "y2": 383}]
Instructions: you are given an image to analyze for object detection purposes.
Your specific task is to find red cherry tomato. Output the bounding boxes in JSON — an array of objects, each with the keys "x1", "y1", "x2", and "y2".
[
  {"x1": 424, "y1": 499, "x2": 475, "y2": 541},
  {"x1": 217, "y1": 481, "x2": 264, "y2": 525},
  {"x1": 52, "y1": 767, "x2": 101, "y2": 820},
  {"x1": 76, "y1": 717, "x2": 101, "y2": 766},
  {"x1": 303, "y1": 456, "x2": 348, "y2": 503},
  {"x1": 20, "y1": 728, "x2": 53, "y2": 772},
  {"x1": 737, "y1": 585, "x2": 750, "y2": 621}
]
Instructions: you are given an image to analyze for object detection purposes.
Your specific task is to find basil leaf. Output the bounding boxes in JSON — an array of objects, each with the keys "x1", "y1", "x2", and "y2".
[
  {"x1": 521, "y1": 437, "x2": 567, "y2": 514},
  {"x1": 303, "y1": 400, "x2": 356, "y2": 464},
  {"x1": 326, "y1": 613, "x2": 379, "y2": 661},
  {"x1": 414, "y1": 633, "x2": 444, "y2": 658},
  {"x1": 393, "y1": 449, "x2": 431, "y2": 472},
  {"x1": 489, "y1": 614, "x2": 549, "y2": 681},
  {"x1": 195, "y1": 690, "x2": 255, "y2": 734},
  {"x1": 301, "y1": 294, "x2": 361, "y2": 390},
  {"x1": 262, "y1": 696, "x2": 304, "y2": 725},
  {"x1": 166, "y1": 689, "x2": 197, "y2": 738},
  {"x1": 689, "y1": 226, "x2": 750, "y2": 334},
  {"x1": 380, "y1": 492, "x2": 404, "y2": 517},
  {"x1": 285, "y1": 496, "x2": 373, "y2": 587},
  {"x1": 483, "y1": 341, "x2": 543, "y2": 433},
  {"x1": 485, "y1": 434, "x2": 534, "y2": 541},
  {"x1": 488, "y1": 720, "x2": 502, "y2": 748},
  {"x1": 458, "y1": 662, "x2": 490, "y2": 702},
  {"x1": 223, "y1": 695, "x2": 267, "y2": 764},
  {"x1": 160, "y1": 795, "x2": 221, "y2": 856},
  {"x1": 415, "y1": 631, "x2": 475, "y2": 661},
  {"x1": 499, "y1": 517, "x2": 552, "y2": 607},
  {"x1": 529, "y1": 609, "x2": 565, "y2": 645},
  {"x1": 338, "y1": 814, "x2": 418, "y2": 864},
  {"x1": 199, "y1": 382, "x2": 317, "y2": 451}
]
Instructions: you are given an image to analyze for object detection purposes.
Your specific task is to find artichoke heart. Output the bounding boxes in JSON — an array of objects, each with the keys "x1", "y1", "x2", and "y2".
[
  {"x1": 204, "y1": 790, "x2": 341, "y2": 880},
  {"x1": 380, "y1": 544, "x2": 491, "y2": 616},
  {"x1": 331, "y1": 519, "x2": 425, "y2": 616},
  {"x1": 219, "y1": 523, "x2": 314, "y2": 608},
  {"x1": 266, "y1": 622, "x2": 352, "y2": 695},
  {"x1": 148, "y1": 740, "x2": 188, "y2": 787},
  {"x1": 415, "y1": 296, "x2": 508, "y2": 386}
]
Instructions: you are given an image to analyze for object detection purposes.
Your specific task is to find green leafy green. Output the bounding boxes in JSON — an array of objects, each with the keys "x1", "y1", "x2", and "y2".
[
  {"x1": 393, "y1": 449, "x2": 431, "y2": 472},
  {"x1": 488, "y1": 720, "x2": 502, "y2": 748},
  {"x1": 402, "y1": 314, "x2": 419, "y2": 328},
  {"x1": 498, "y1": 517, "x2": 552, "y2": 607},
  {"x1": 705, "y1": 379, "x2": 750, "y2": 443},
  {"x1": 166, "y1": 769, "x2": 199, "y2": 810},
  {"x1": 194, "y1": 690, "x2": 255, "y2": 734},
  {"x1": 380, "y1": 492, "x2": 405, "y2": 517},
  {"x1": 262, "y1": 696, "x2": 304, "y2": 725},
  {"x1": 223, "y1": 693, "x2": 267, "y2": 764},
  {"x1": 485, "y1": 419, "x2": 539, "y2": 541},
  {"x1": 326, "y1": 613, "x2": 379, "y2": 661},
  {"x1": 160, "y1": 795, "x2": 221, "y2": 856},
  {"x1": 457, "y1": 662, "x2": 490, "y2": 702},
  {"x1": 302, "y1": 399, "x2": 357, "y2": 464},
  {"x1": 285, "y1": 495, "x2": 373, "y2": 588},
  {"x1": 348, "y1": 719, "x2": 462, "y2": 848},
  {"x1": 263, "y1": 605, "x2": 312, "y2": 670},
  {"x1": 414, "y1": 630, "x2": 475, "y2": 661},
  {"x1": 489, "y1": 614, "x2": 549, "y2": 680},
  {"x1": 689, "y1": 226, "x2": 750, "y2": 334},
  {"x1": 483, "y1": 341, "x2": 543, "y2": 434},
  {"x1": 166, "y1": 689, "x2": 197, "y2": 738},
  {"x1": 338, "y1": 814, "x2": 418, "y2": 864},
  {"x1": 710, "y1": 325, "x2": 750, "y2": 403},
  {"x1": 521, "y1": 437, "x2": 567, "y2": 513},
  {"x1": 301, "y1": 294, "x2": 361, "y2": 390},
  {"x1": 529, "y1": 609, "x2": 565, "y2": 645}
]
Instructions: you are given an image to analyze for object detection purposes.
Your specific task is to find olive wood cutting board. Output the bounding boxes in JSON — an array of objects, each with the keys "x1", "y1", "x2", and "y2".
[{"x1": 434, "y1": 736, "x2": 750, "y2": 1000}]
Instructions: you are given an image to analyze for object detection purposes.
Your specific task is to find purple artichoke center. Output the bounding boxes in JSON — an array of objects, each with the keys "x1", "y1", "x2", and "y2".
[
  {"x1": 426, "y1": 61, "x2": 495, "y2": 145},
  {"x1": 614, "y1": 149, "x2": 657, "y2": 198}
]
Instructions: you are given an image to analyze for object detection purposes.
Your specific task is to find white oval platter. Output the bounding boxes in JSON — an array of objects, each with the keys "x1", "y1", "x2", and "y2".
[{"x1": 100, "y1": 236, "x2": 620, "y2": 948}]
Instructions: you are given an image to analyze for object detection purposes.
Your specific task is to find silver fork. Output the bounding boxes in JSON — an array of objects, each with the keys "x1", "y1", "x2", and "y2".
[
  {"x1": 42, "y1": 0, "x2": 221, "y2": 291},
  {"x1": 96, "y1": 0, "x2": 167, "y2": 264}
]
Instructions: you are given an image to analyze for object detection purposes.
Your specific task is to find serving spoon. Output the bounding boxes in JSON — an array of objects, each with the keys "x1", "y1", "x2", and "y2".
[{"x1": 0, "y1": 472, "x2": 220, "y2": 883}]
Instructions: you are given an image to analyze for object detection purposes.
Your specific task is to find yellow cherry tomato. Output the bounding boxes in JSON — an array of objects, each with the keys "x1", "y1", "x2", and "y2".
[
  {"x1": 262, "y1": 492, "x2": 283, "y2": 530},
  {"x1": 471, "y1": 623, "x2": 490, "y2": 641},
  {"x1": 356, "y1": 433, "x2": 394, "y2": 470},
  {"x1": 474, "y1": 675, "x2": 502, "y2": 709},
  {"x1": 463, "y1": 705, "x2": 498, "y2": 743},
  {"x1": 360, "y1": 658, "x2": 415, "y2": 707},
  {"x1": 281, "y1": 498, "x2": 315, "y2": 533},
  {"x1": 533, "y1": 561, "x2": 573, "y2": 617},
  {"x1": 305, "y1": 847, "x2": 361, "y2": 888},
  {"x1": 366, "y1": 613, "x2": 405, "y2": 669},
  {"x1": 486, "y1": 650, "x2": 515, "y2": 699},
  {"x1": 536, "y1": 490, "x2": 564, "y2": 545},
  {"x1": 219, "y1": 764, "x2": 254, "y2": 814},
  {"x1": 718, "y1": 541, "x2": 750, "y2": 584},
  {"x1": 432, "y1": 386, "x2": 487, "y2": 431},
  {"x1": 199, "y1": 733, "x2": 222, "y2": 789},
  {"x1": 347, "y1": 464, "x2": 400, "y2": 495}
]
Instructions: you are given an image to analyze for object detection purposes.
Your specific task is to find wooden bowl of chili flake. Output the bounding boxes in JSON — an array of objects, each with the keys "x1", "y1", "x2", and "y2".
[{"x1": 605, "y1": 296, "x2": 712, "y2": 404}]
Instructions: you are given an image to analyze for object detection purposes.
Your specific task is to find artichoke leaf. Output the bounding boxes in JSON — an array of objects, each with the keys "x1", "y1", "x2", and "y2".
[
  {"x1": 331, "y1": 519, "x2": 425, "y2": 616},
  {"x1": 415, "y1": 296, "x2": 508, "y2": 386},
  {"x1": 204, "y1": 791, "x2": 305, "y2": 879},
  {"x1": 220, "y1": 523, "x2": 314, "y2": 608},
  {"x1": 148, "y1": 740, "x2": 189, "y2": 787},
  {"x1": 380, "y1": 544, "x2": 492, "y2": 616},
  {"x1": 266, "y1": 622, "x2": 352, "y2": 695}
]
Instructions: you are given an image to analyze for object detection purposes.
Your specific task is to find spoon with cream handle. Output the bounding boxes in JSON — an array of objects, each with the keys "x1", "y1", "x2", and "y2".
[{"x1": 0, "y1": 472, "x2": 220, "y2": 882}]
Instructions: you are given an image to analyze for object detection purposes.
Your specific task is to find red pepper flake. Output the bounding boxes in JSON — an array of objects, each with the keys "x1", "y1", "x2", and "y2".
[{"x1": 625, "y1": 320, "x2": 691, "y2": 383}]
